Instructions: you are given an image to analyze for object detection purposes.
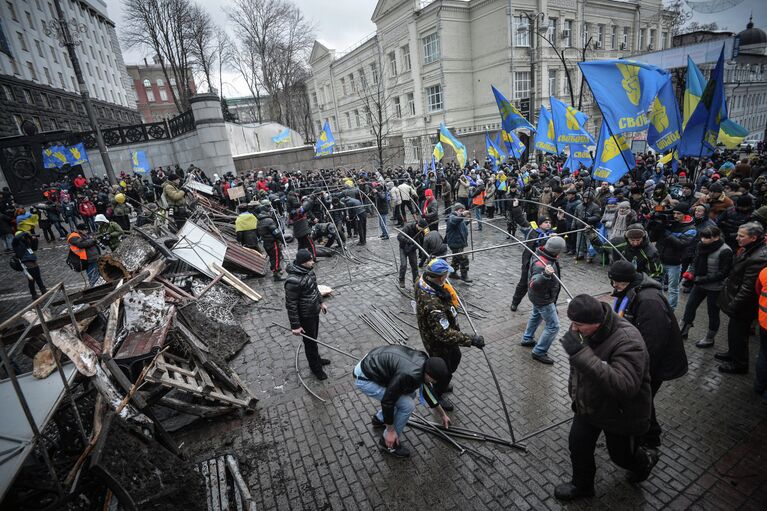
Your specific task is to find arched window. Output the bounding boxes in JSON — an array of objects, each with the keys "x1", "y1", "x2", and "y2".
[
  {"x1": 157, "y1": 78, "x2": 164, "y2": 86},
  {"x1": 142, "y1": 79, "x2": 151, "y2": 88}
]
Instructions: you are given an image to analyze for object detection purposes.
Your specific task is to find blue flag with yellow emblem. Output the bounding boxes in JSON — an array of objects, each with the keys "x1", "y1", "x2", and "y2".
[
  {"x1": 678, "y1": 47, "x2": 725, "y2": 157},
  {"x1": 563, "y1": 144, "x2": 593, "y2": 171},
  {"x1": 534, "y1": 105, "x2": 557, "y2": 154},
  {"x1": 492, "y1": 85, "x2": 535, "y2": 132},
  {"x1": 485, "y1": 133, "x2": 503, "y2": 171},
  {"x1": 550, "y1": 97, "x2": 593, "y2": 152},
  {"x1": 579, "y1": 59, "x2": 671, "y2": 134},
  {"x1": 66, "y1": 143, "x2": 89, "y2": 166},
  {"x1": 315, "y1": 121, "x2": 336, "y2": 156},
  {"x1": 131, "y1": 151, "x2": 151, "y2": 174},
  {"x1": 42, "y1": 145, "x2": 70, "y2": 169},
  {"x1": 593, "y1": 121, "x2": 635, "y2": 184},
  {"x1": 503, "y1": 129, "x2": 526, "y2": 160},
  {"x1": 647, "y1": 78, "x2": 683, "y2": 154}
]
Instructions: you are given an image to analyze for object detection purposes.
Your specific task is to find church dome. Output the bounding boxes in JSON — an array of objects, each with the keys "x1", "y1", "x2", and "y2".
[{"x1": 738, "y1": 17, "x2": 766, "y2": 46}]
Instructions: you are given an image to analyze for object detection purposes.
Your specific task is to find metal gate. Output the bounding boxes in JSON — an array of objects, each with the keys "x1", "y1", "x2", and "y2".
[{"x1": 0, "y1": 124, "x2": 82, "y2": 205}]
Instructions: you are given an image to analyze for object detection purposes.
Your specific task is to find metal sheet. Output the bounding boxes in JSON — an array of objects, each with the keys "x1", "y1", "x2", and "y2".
[
  {"x1": 171, "y1": 221, "x2": 227, "y2": 278},
  {"x1": 0, "y1": 363, "x2": 77, "y2": 501},
  {"x1": 223, "y1": 243, "x2": 267, "y2": 276}
]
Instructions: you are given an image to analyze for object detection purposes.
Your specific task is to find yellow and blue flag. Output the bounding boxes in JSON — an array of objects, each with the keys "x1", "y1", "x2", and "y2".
[
  {"x1": 647, "y1": 79, "x2": 683, "y2": 154},
  {"x1": 550, "y1": 97, "x2": 593, "y2": 152},
  {"x1": 684, "y1": 55, "x2": 747, "y2": 149},
  {"x1": 492, "y1": 85, "x2": 535, "y2": 132},
  {"x1": 272, "y1": 128, "x2": 291, "y2": 144},
  {"x1": 493, "y1": 132, "x2": 507, "y2": 160},
  {"x1": 579, "y1": 59, "x2": 671, "y2": 134},
  {"x1": 485, "y1": 133, "x2": 503, "y2": 171},
  {"x1": 593, "y1": 121, "x2": 635, "y2": 184},
  {"x1": 131, "y1": 151, "x2": 151, "y2": 174},
  {"x1": 433, "y1": 141, "x2": 444, "y2": 161},
  {"x1": 439, "y1": 122, "x2": 467, "y2": 168},
  {"x1": 42, "y1": 145, "x2": 69, "y2": 169},
  {"x1": 564, "y1": 144, "x2": 593, "y2": 171},
  {"x1": 679, "y1": 47, "x2": 725, "y2": 157},
  {"x1": 315, "y1": 121, "x2": 336, "y2": 156},
  {"x1": 534, "y1": 105, "x2": 557, "y2": 154},
  {"x1": 503, "y1": 129, "x2": 526, "y2": 160},
  {"x1": 66, "y1": 143, "x2": 89, "y2": 166}
]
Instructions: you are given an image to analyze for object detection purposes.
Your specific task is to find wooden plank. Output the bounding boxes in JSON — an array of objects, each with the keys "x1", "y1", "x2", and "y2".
[
  {"x1": 217, "y1": 456, "x2": 229, "y2": 511},
  {"x1": 225, "y1": 455, "x2": 254, "y2": 511},
  {"x1": 208, "y1": 262, "x2": 262, "y2": 302},
  {"x1": 200, "y1": 461, "x2": 214, "y2": 511},
  {"x1": 101, "y1": 280, "x2": 123, "y2": 357},
  {"x1": 209, "y1": 459, "x2": 222, "y2": 511}
]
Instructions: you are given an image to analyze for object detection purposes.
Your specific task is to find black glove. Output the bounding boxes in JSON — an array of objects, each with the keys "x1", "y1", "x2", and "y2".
[
  {"x1": 470, "y1": 334, "x2": 485, "y2": 349},
  {"x1": 560, "y1": 330, "x2": 584, "y2": 356}
]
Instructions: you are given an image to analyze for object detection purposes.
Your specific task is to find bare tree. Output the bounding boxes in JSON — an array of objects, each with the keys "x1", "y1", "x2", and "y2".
[
  {"x1": 188, "y1": 3, "x2": 216, "y2": 93},
  {"x1": 230, "y1": 37, "x2": 264, "y2": 122},
  {"x1": 351, "y1": 41, "x2": 400, "y2": 170},
  {"x1": 122, "y1": 0, "x2": 195, "y2": 111}
]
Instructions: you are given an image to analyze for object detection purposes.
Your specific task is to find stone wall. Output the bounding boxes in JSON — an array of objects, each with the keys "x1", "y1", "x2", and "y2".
[
  {"x1": 227, "y1": 122, "x2": 303, "y2": 157},
  {"x1": 233, "y1": 136, "x2": 406, "y2": 173}
]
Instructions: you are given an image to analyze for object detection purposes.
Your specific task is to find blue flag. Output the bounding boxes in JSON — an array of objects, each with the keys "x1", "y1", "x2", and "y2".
[
  {"x1": 66, "y1": 143, "x2": 89, "y2": 166},
  {"x1": 550, "y1": 97, "x2": 593, "y2": 152},
  {"x1": 647, "y1": 78, "x2": 683, "y2": 153},
  {"x1": 131, "y1": 151, "x2": 151, "y2": 174},
  {"x1": 493, "y1": 132, "x2": 507, "y2": 160},
  {"x1": 439, "y1": 123, "x2": 467, "y2": 167},
  {"x1": 533, "y1": 105, "x2": 557, "y2": 154},
  {"x1": 563, "y1": 144, "x2": 593, "y2": 171},
  {"x1": 502, "y1": 129, "x2": 526, "y2": 159},
  {"x1": 492, "y1": 85, "x2": 535, "y2": 132},
  {"x1": 315, "y1": 121, "x2": 336, "y2": 156},
  {"x1": 593, "y1": 121, "x2": 635, "y2": 184},
  {"x1": 42, "y1": 145, "x2": 69, "y2": 169},
  {"x1": 272, "y1": 128, "x2": 291, "y2": 144},
  {"x1": 486, "y1": 133, "x2": 503, "y2": 171},
  {"x1": 579, "y1": 59, "x2": 671, "y2": 134},
  {"x1": 678, "y1": 46, "x2": 726, "y2": 157}
]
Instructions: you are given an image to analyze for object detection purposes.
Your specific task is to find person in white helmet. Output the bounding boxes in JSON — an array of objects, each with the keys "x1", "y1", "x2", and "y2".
[{"x1": 94, "y1": 214, "x2": 124, "y2": 251}]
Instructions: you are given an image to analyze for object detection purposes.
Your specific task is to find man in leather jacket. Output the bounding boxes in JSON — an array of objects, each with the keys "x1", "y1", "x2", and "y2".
[
  {"x1": 353, "y1": 345, "x2": 451, "y2": 458},
  {"x1": 257, "y1": 201, "x2": 286, "y2": 281},
  {"x1": 285, "y1": 249, "x2": 329, "y2": 379}
]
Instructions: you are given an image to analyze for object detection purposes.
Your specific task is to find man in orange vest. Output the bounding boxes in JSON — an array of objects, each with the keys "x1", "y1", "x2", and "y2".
[
  {"x1": 471, "y1": 180, "x2": 486, "y2": 231},
  {"x1": 67, "y1": 223, "x2": 101, "y2": 286},
  {"x1": 755, "y1": 266, "x2": 767, "y2": 401}
]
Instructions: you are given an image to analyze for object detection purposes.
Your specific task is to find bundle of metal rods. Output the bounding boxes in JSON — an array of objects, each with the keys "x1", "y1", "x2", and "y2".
[{"x1": 359, "y1": 306, "x2": 409, "y2": 345}]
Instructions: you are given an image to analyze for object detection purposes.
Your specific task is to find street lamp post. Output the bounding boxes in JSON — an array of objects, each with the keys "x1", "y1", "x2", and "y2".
[{"x1": 43, "y1": 0, "x2": 117, "y2": 185}]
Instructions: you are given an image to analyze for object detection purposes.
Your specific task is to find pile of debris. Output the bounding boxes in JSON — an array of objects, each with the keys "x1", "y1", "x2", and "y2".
[{"x1": 0, "y1": 215, "x2": 267, "y2": 510}]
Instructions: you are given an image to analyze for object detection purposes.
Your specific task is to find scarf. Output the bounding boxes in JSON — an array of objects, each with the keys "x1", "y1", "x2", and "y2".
[
  {"x1": 611, "y1": 209, "x2": 631, "y2": 238},
  {"x1": 418, "y1": 276, "x2": 460, "y2": 307},
  {"x1": 693, "y1": 238, "x2": 724, "y2": 277}
]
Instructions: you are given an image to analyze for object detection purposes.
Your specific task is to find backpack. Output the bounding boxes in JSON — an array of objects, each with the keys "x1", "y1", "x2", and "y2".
[{"x1": 66, "y1": 249, "x2": 84, "y2": 272}]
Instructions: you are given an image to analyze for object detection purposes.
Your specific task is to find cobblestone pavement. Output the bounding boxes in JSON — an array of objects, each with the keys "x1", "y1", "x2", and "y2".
[{"x1": 3, "y1": 217, "x2": 765, "y2": 509}]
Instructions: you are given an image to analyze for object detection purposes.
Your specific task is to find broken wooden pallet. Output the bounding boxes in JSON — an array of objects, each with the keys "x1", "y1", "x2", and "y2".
[
  {"x1": 195, "y1": 454, "x2": 256, "y2": 511},
  {"x1": 145, "y1": 352, "x2": 256, "y2": 409}
]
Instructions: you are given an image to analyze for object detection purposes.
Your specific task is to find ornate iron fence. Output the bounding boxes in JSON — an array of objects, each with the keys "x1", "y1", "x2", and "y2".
[{"x1": 76, "y1": 109, "x2": 196, "y2": 149}]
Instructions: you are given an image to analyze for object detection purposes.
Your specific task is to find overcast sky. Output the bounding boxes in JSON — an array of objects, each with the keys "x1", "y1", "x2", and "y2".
[{"x1": 103, "y1": 0, "x2": 765, "y2": 96}]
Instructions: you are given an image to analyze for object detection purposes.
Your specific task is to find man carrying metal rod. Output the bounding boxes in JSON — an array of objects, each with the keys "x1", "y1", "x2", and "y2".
[
  {"x1": 510, "y1": 214, "x2": 556, "y2": 312},
  {"x1": 445, "y1": 203, "x2": 473, "y2": 283},
  {"x1": 257, "y1": 200, "x2": 287, "y2": 281},
  {"x1": 396, "y1": 218, "x2": 428, "y2": 287},
  {"x1": 415, "y1": 258, "x2": 485, "y2": 411}
]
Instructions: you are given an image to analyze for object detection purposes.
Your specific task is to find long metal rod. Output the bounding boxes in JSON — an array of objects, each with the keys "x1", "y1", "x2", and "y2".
[
  {"x1": 446, "y1": 227, "x2": 589, "y2": 258},
  {"x1": 271, "y1": 322, "x2": 358, "y2": 359},
  {"x1": 411, "y1": 414, "x2": 465, "y2": 454},
  {"x1": 295, "y1": 342, "x2": 326, "y2": 403}
]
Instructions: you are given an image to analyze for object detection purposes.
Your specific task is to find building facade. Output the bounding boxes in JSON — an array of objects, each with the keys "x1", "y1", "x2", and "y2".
[
  {"x1": 126, "y1": 60, "x2": 196, "y2": 123},
  {"x1": 307, "y1": 0, "x2": 675, "y2": 165},
  {"x1": 0, "y1": 0, "x2": 140, "y2": 138},
  {"x1": 225, "y1": 95, "x2": 271, "y2": 124}
]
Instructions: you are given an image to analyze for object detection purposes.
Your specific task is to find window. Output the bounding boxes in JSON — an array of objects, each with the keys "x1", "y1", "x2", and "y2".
[
  {"x1": 370, "y1": 63, "x2": 378, "y2": 84},
  {"x1": 639, "y1": 28, "x2": 645, "y2": 51},
  {"x1": 70, "y1": 76, "x2": 76, "y2": 90},
  {"x1": 32, "y1": 116, "x2": 42, "y2": 131},
  {"x1": 311, "y1": 91, "x2": 317, "y2": 107},
  {"x1": 354, "y1": 109, "x2": 360, "y2": 128},
  {"x1": 393, "y1": 96, "x2": 402, "y2": 118},
  {"x1": 43, "y1": 67, "x2": 51, "y2": 84},
  {"x1": 159, "y1": 89, "x2": 168, "y2": 101},
  {"x1": 63, "y1": 52, "x2": 70, "y2": 67},
  {"x1": 622, "y1": 27, "x2": 629, "y2": 49},
  {"x1": 26, "y1": 61, "x2": 37, "y2": 80},
  {"x1": 345, "y1": 112, "x2": 351, "y2": 129},
  {"x1": 23, "y1": 89, "x2": 33, "y2": 104},
  {"x1": 422, "y1": 32, "x2": 440, "y2": 64},
  {"x1": 10, "y1": 60, "x2": 19, "y2": 75},
  {"x1": 13, "y1": 115, "x2": 24, "y2": 134},
  {"x1": 514, "y1": 16, "x2": 530, "y2": 47},
  {"x1": 17, "y1": 32, "x2": 28, "y2": 51},
  {"x1": 170, "y1": 77, "x2": 176, "y2": 86},
  {"x1": 406, "y1": 92, "x2": 415, "y2": 116},
  {"x1": 50, "y1": 118, "x2": 58, "y2": 130},
  {"x1": 513, "y1": 71, "x2": 530, "y2": 100},
  {"x1": 649, "y1": 29, "x2": 656, "y2": 49},
  {"x1": 364, "y1": 107, "x2": 372, "y2": 126},
  {"x1": 426, "y1": 84, "x2": 443, "y2": 112},
  {"x1": 340, "y1": 77, "x2": 346, "y2": 95},
  {"x1": 547, "y1": 18, "x2": 557, "y2": 43},
  {"x1": 597, "y1": 25, "x2": 604, "y2": 48},
  {"x1": 40, "y1": 93, "x2": 50, "y2": 108},
  {"x1": 661, "y1": 31, "x2": 668, "y2": 49},
  {"x1": 1, "y1": 85, "x2": 13, "y2": 101},
  {"x1": 583, "y1": 23, "x2": 590, "y2": 47},
  {"x1": 358, "y1": 69, "x2": 367, "y2": 88},
  {"x1": 157, "y1": 78, "x2": 164, "y2": 86},
  {"x1": 58, "y1": 72, "x2": 65, "y2": 88},
  {"x1": 401, "y1": 45, "x2": 411, "y2": 72},
  {"x1": 349, "y1": 73, "x2": 356, "y2": 92},
  {"x1": 143, "y1": 78, "x2": 151, "y2": 88},
  {"x1": 86, "y1": 62, "x2": 91, "y2": 76},
  {"x1": 548, "y1": 69, "x2": 558, "y2": 96},
  {"x1": 34, "y1": 39, "x2": 44, "y2": 57},
  {"x1": 564, "y1": 20, "x2": 573, "y2": 47},
  {"x1": 35, "y1": 0, "x2": 42, "y2": 11},
  {"x1": 611, "y1": 26, "x2": 617, "y2": 49},
  {"x1": 388, "y1": 51, "x2": 397, "y2": 76},
  {"x1": 48, "y1": 3, "x2": 54, "y2": 19},
  {"x1": 25, "y1": 11, "x2": 34, "y2": 29},
  {"x1": 7, "y1": 2, "x2": 17, "y2": 21},
  {"x1": 50, "y1": 45, "x2": 58, "y2": 63},
  {"x1": 146, "y1": 88, "x2": 155, "y2": 102}
]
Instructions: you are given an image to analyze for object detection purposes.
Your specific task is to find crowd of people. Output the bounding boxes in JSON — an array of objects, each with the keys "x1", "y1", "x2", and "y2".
[{"x1": 3, "y1": 143, "x2": 767, "y2": 501}]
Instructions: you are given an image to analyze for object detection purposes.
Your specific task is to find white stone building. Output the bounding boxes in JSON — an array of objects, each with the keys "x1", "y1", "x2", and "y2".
[
  {"x1": 0, "y1": 0, "x2": 136, "y2": 114},
  {"x1": 307, "y1": 0, "x2": 675, "y2": 165}
]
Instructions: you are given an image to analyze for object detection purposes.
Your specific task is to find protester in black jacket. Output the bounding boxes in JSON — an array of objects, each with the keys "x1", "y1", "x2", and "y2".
[
  {"x1": 257, "y1": 204, "x2": 285, "y2": 281},
  {"x1": 716, "y1": 195, "x2": 754, "y2": 250},
  {"x1": 12, "y1": 231, "x2": 46, "y2": 298},
  {"x1": 717, "y1": 222, "x2": 767, "y2": 374},
  {"x1": 285, "y1": 249, "x2": 328, "y2": 379},
  {"x1": 354, "y1": 345, "x2": 451, "y2": 458},
  {"x1": 649, "y1": 205, "x2": 697, "y2": 311},
  {"x1": 396, "y1": 218, "x2": 428, "y2": 286},
  {"x1": 608, "y1": 261, "x2": 688, "y2": 450},
  {"x1": 511, "y1": 216, "x2": 555, "y2": 311}
]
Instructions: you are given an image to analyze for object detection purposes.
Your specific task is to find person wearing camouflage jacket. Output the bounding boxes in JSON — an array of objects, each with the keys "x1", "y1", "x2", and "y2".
[{"x1": 415, "y1": 258, "x2": 484, "y2": 410}]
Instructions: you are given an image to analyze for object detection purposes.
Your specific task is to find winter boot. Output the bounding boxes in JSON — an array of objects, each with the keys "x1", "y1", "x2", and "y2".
[
  {"x1": 460, "y1": 270, "x2": 473, "y2": 283},
  {"x1": 679, "y1": 321, "x2": 692, "y2": 339},
  {"x1": 695, "y1": 330, "x2": 716, "y2": 348}
]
